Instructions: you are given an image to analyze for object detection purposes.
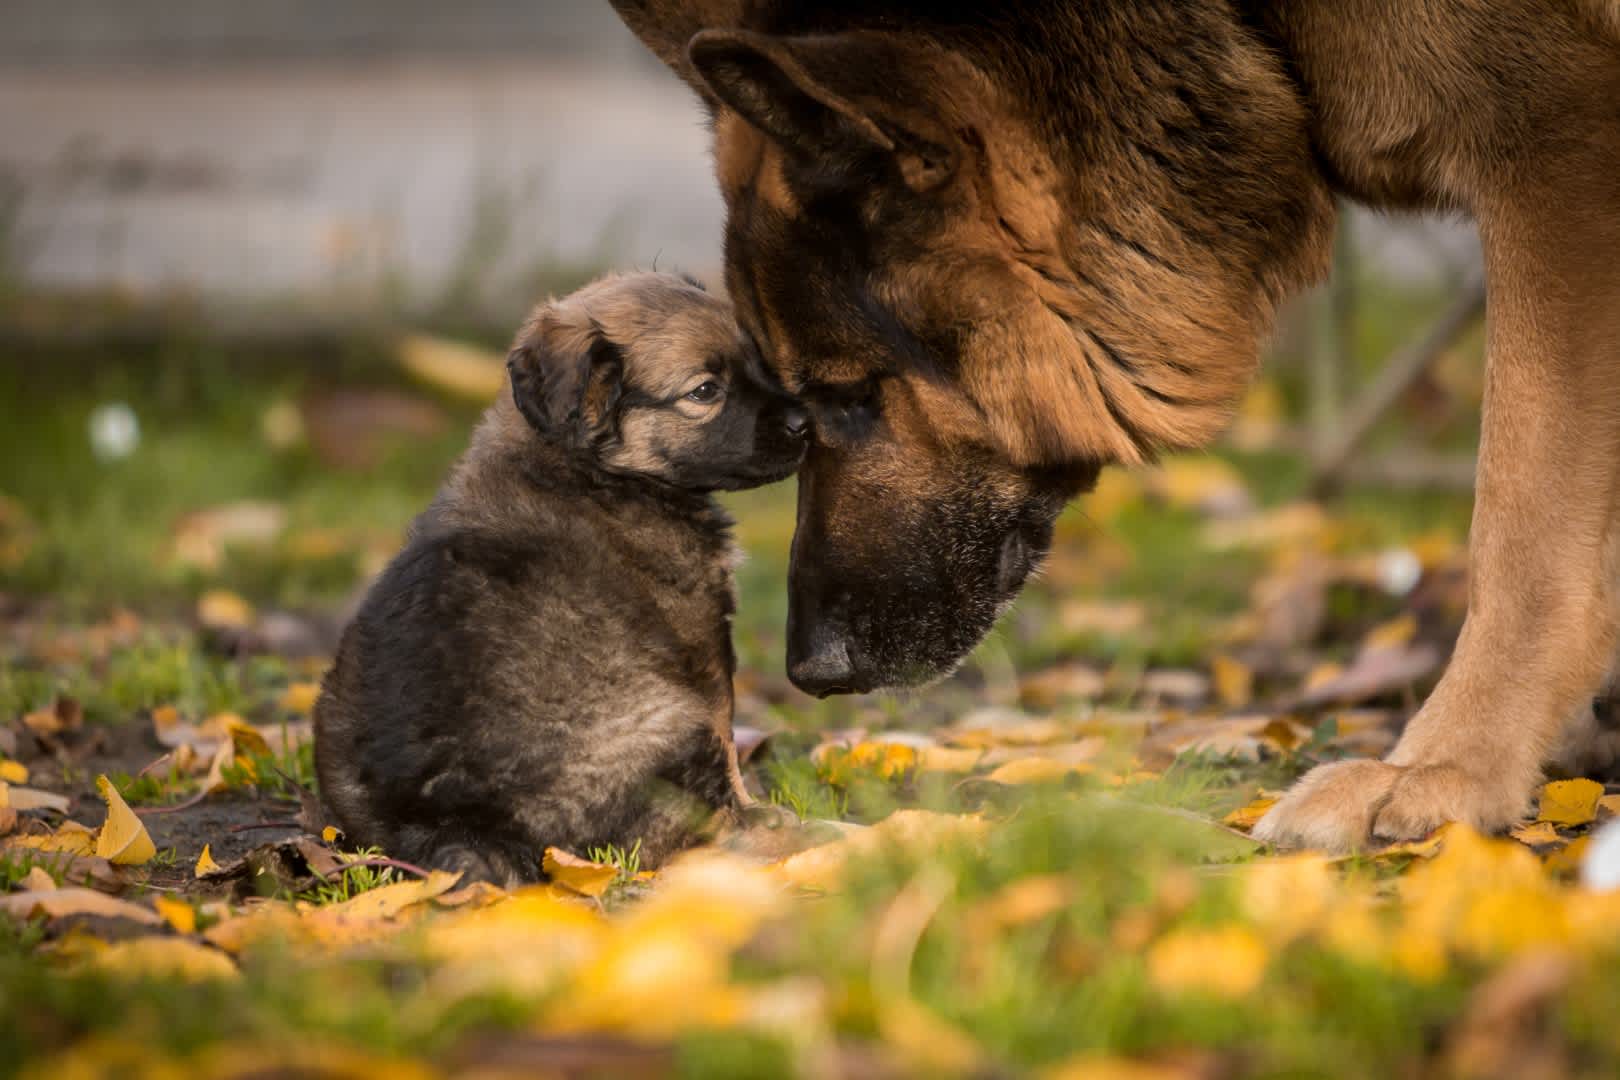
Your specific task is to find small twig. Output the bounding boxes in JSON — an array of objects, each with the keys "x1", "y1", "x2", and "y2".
[
  {"x1": 136, "y1": 751, "x2": 174, "y2": 778},
  {"x1": 134, "y1": 789, "x2": 210, "y2": 816},
  {"x1": 313, "y1": 856, "x2": 433, "y2": 881},
  {"x1": 226, "y1": 820, "x2": 302, "y2": 833}
]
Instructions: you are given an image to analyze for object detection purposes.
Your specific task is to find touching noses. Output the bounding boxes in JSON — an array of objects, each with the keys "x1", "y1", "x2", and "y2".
[{"x1": 782, "y1": 403, "x2": 810, "y2": 439}]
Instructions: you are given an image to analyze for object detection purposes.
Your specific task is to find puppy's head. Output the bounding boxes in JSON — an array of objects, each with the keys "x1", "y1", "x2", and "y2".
[{"x1": 507, "y1": 272, "x2": 807, "y2": 490}]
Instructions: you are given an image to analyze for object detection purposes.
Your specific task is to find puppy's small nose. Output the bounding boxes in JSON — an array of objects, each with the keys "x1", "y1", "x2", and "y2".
[
  {"x1": 788, "y1": 624, "x2": 857, "y2": 697},
  {"x1": 782, "y1": 405, "x2": 810, "y2": 439}
]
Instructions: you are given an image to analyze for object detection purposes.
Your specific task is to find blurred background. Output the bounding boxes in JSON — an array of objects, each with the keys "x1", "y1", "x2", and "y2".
[{"x1": 1, "y1": 1, "x2": 1491, "y2": 733}]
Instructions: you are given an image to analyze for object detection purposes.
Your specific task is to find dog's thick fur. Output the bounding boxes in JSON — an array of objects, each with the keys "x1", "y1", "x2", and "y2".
[
  {"x1": 610, "y1": 0, "x2": 1620, "y2": 850},
  {"x1": 313, "y1": 272, "x2": 805, "y2": 883}
]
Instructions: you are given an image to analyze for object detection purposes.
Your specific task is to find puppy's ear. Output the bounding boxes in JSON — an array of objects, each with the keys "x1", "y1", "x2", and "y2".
[{"x1": 507, "y1": 312, "x2": 625, "y2": 449}]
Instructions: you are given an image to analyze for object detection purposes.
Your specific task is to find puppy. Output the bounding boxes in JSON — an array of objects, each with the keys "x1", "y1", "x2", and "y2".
[{"x1": 313, "y1": 272, "x2": 806, "y2": 884}]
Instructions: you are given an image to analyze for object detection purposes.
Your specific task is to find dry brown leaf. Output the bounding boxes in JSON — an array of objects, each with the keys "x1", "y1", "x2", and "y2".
[
  {"x1": 0, "y1": 806, "x2": 19, "y2": 836},
  {"x1": 1599, "y1": 794, "x2": 1620, "y2": 823},
  {"x1": 543, "y1": 848, "x2": 619, "y2": 898},
  {"x1": 1019, "y1": 664, "x2": 1106, "y2": 708},
  {"x1": 1287, "y1": 642, "x2": 1441, "y2": 709},
  {"x1": 171, "y1": 501, "x2": 286, "y2": 571},
  {"x1": 1201, "y1": 501, "x2": 1328, "y2": 550},
  {"x1": 0, "y1": 887, "x2": 161, "y2": 925},
  {"x1": 19, "y1": 866, "x2": 56, "y2": 892},
  {"x1": 21, "y1": 698, "x2": 82, "y2": 737},
  {"x1": 1537, "y1": 778, "x2": 1604, "y2": 826},
  {"x1": 1138, "y1": 669, "x2": 1211, "y2": 704},
  {"x1": 0, "y1": 784, "x2": 73, "y2": 813},
  {"x1": 1059, "y1": 601, "x2": 1145, "y2": 637}
]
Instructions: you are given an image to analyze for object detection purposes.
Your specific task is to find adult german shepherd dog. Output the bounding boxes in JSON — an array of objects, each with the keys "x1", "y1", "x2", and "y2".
[{"x1": 608, "y1": 1, "x2": 1620, "y2": 851}]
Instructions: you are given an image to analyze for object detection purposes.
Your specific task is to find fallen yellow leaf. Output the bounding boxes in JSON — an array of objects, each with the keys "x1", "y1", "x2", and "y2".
[
  {"x1": 197, "y1": 589, "x2": 255, "y2": 630},
  {"x1": 301, "y1": 871, "x2": 461, "y2": 944},
  {"x1": 7, "y1": 820, "x2": 95, "y2": 855},
  {"x1": 154, "y1": 895, "x2": 198, "y2": 934},
  {"x1": 1542, "y1": 835, "x2": 1590, "y2": 876},
  {"x1": 279, "y1": 682, "x2": 321, "y2": 715},
  {"x1": 775, "y1": 811, "x2": 987, "y2": 891},
  {"x1": 0, "y1": 760, "x2": 27, "y2": 784},
  {"x1": 1045, "y1": 1056, "x2": 1204, "y2": 1080},
  {"x1": 93, "y1": 775, "x2": 156, "y2": 865},
  {"x1": 195, "y1": 843, "x2": 222, "y2": 877},
  {"x1": 970, "y1": 875, "x2": 1073, "y2": 929},
  {"x1": 1211, "y1": 655, "x2": 1253, "y2": 708},
  {"x1": 1509, "y1": 820, "x2": 1561, "y2": 847},
  {"x1": 398, "y1": 333, "x2": 507, "y2": 400},
  {"x1": 92, "y1": 937, "x2": 238, "y2": 981},
  {"x1": 1146, "y1": 925, "x2": 1268, "y2": 998},
  {"x1": 543, "y1": 848, "x2": 619, "y2": 898},
  {"x1": 916, "y1": 746, "x2": 984, "y2": 773},
  {"x1": 815, "y1": 741, "x2": 919, "y2": 782},
  {"x1": 1362, "y1": 614, "x2": 1418, "y2": 651},
  {"x1": 321, "y1": 825, "x2": 341, "y2": 844},
  {"x1": 1538, "y1": 778, "x2": 1603, "y2": 826},
  {"x1": 984, "y1": 757, "x2": 1096, "y2": 785},
  {"x1": 1223, "y1": 796, "x2": 1279, "y2": 831}
]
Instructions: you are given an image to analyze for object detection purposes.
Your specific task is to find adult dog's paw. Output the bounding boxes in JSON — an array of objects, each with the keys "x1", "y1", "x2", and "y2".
[
  {"x1": 1253, "y1": 758, "x2": 1531, "y2": 852},
  {"x1": 1251, "y1": 759, "x2": 1401, "y2": 853},
  {"x1": 1369, "y1": 763, "x2": 1528, "y2": 844}
]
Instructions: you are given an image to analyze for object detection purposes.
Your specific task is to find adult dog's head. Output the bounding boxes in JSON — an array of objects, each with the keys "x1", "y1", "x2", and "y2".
[{"x1": 612, "y1": 2, "x2": 1336, "y2": 693}]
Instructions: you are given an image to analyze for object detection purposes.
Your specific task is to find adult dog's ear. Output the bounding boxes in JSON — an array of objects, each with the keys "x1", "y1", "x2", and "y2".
[
  {"x1": 688, "y1": 30, "x2": 959, "y2": 192},
  {"x1": 606, "y1": 0, "x2": 748, "y2": 106},
  {"x1": 507, "y1": 313, "x2": 625, "y2": 450}
]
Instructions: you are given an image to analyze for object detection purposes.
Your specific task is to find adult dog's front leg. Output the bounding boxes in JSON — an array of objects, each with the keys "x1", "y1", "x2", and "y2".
[{"x1": 1258, "y1": 175, "x2": 1620, "y2": 852}]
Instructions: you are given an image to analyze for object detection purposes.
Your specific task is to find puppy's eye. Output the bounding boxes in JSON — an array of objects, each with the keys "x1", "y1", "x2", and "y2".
[{"x1": 685, "y1": 380, "x2": 723, "y2": 404}]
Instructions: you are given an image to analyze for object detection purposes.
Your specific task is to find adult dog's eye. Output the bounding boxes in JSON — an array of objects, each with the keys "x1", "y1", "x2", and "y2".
[{"x1": 685, "y1": 380, "x2": 723, "y2": 404}]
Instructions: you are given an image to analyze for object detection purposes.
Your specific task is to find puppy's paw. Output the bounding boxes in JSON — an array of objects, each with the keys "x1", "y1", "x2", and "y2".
[
  {"x1": 1370, "y1": 763, "x2": 1529, "y2": 844},
  {"x1": 1251, "y1": 759, "x2": 1401, "y2": 853},
  {"x1": 428, "y1": 844, "x2": 519, "y2": 888}
]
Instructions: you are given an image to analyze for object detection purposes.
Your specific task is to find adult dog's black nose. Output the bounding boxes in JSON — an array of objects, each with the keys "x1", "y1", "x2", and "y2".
[
  {"x1": 782, "y1": 404, "x2": 810, "y2": 439},
  {"x1": 788, "y1": 621, "x2": 857, "y2": 697}
]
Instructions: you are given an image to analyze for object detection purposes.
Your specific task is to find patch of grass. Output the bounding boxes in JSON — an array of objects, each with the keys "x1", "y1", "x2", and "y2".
[
  {"x1": 0, "y1": 849, "x2": 67, "y2": 890},
  {"x1": 765, "y1": 756, "x2": 850, "y2": 822},
  {"x1": 587, "y1": 839, "x2": 643, "y2": 883},
  {"x1": 296, "y1": 847, "x2": 397, "y2": 906}
]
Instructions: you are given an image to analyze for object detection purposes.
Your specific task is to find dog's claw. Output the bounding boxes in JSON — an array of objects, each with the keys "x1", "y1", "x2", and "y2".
[{"x1": 1254, "y1": 758, "x2": 1532, "y2": 853}]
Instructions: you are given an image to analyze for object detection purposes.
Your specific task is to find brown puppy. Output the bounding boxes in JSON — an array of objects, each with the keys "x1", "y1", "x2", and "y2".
[
  {"x1": 609, "y1": 1, "x2": 1620, "y2": 849},
  {"x1": 314, "y1": 272, "x2": 806, "y2": 883}
]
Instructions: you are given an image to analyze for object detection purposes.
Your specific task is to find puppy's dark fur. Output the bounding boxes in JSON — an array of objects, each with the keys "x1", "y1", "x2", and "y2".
[{"x1": 314, "y1": 272, "x2": 805, "y2": 884}]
